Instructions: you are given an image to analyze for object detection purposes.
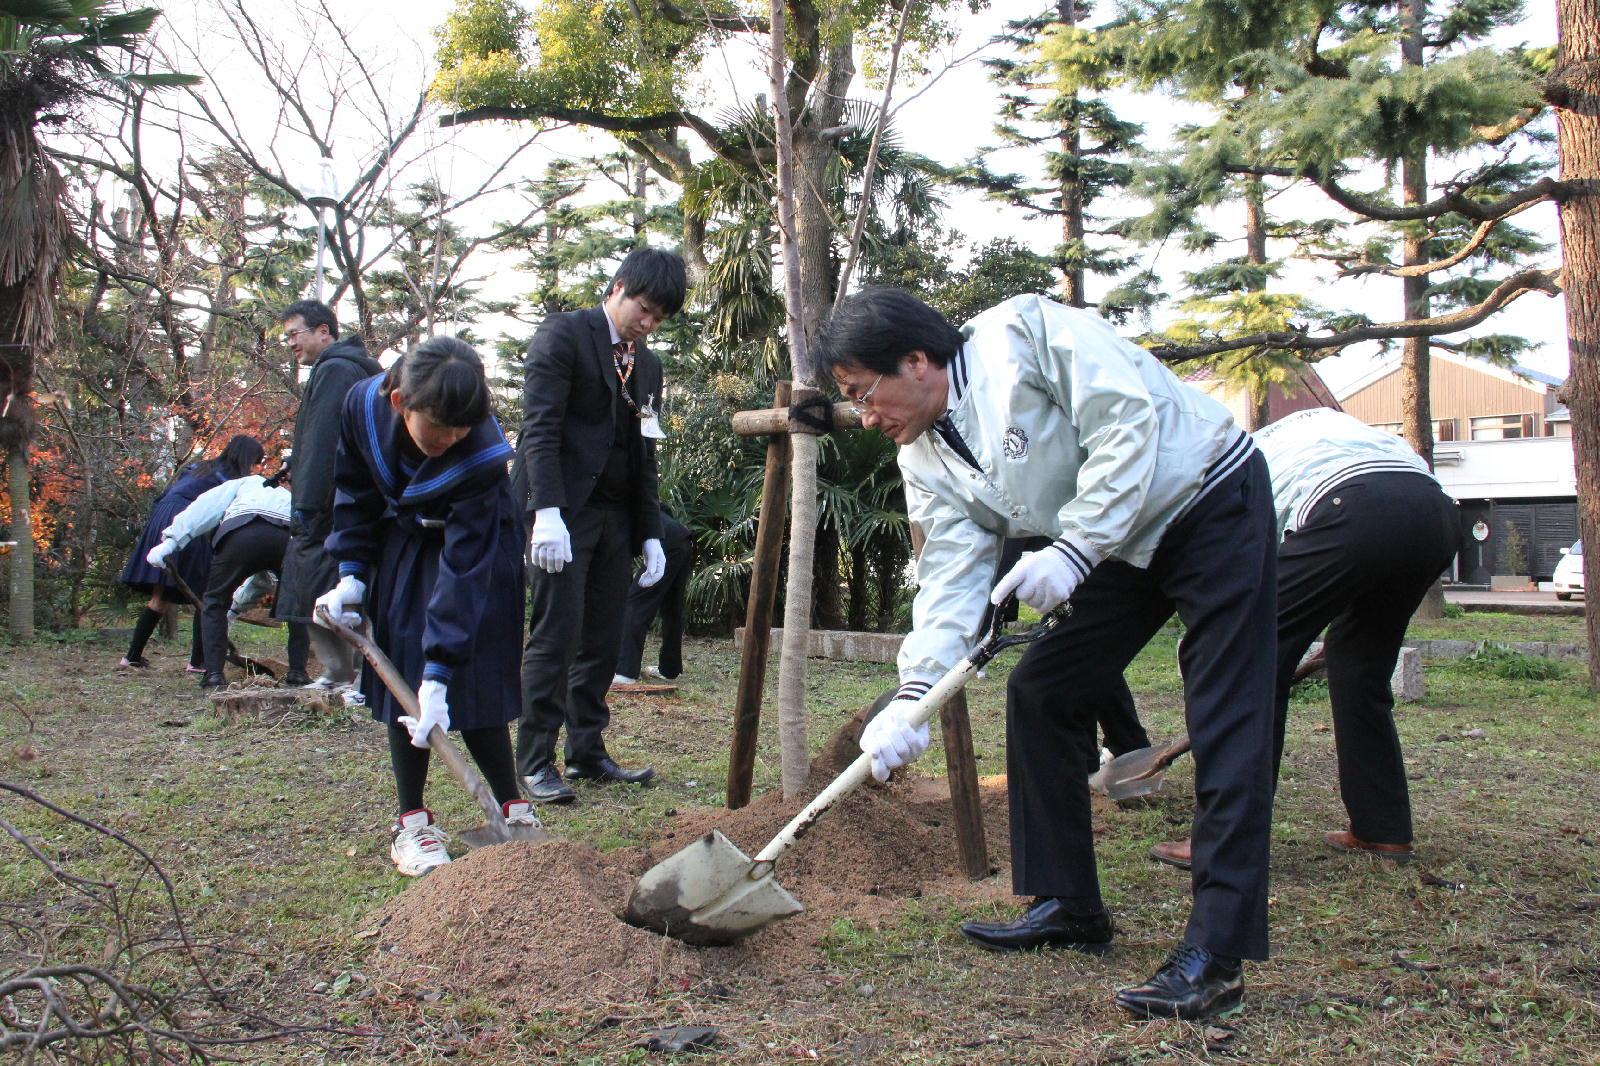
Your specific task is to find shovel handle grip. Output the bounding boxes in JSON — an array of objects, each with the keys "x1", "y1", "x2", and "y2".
[
  {"x1": 316, "y1": 607, "x2": 513, "y2": 844},
  {"x1": 752, "y1": 655, "x2": 981, "y2": 865}
]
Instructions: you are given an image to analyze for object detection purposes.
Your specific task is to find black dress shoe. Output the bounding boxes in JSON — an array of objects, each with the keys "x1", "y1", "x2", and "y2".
[
  {"x1": 1115, "y1": 941, "x2": 1244, "y2": 1020},
  {"x1": 565, "y1": 756, "x2": 656, "y2": 786},
  {"x1": 200, "y1": 672, "x2": 227, "y2": 691},
  {"x1": 523, "y1": 766, "x2": 577, "y2": 804},
  {"x1": 282, "y1": 669, "x2": 312, "y2": 687},
  {"x1": 959, "y1": 898, "x2": 1114, "y2": 954}
]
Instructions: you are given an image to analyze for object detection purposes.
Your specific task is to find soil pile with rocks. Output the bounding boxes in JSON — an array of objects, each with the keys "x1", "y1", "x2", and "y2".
[{"x1": 367, "y1": 775, "x2": 1046, "y2": 1011}]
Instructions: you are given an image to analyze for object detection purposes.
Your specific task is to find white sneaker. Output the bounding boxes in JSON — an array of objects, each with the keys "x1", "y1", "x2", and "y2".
[
  {"x1": 338, "y1": 684, "x2": 366, "y2": 708},
  {"x1": 502, "y1": 799, "x2": 542, "y2": 829},
  {"x1": 390, "y1": 809, "x2": 451, "y2": 876},
  {"x1": 643, "y1": 666, "x2": 667, "y2": 681},
  {"x1": 302, "y1": 674, "x2": 338, "y2": 692},
  {"x1": 611, "y1": 673, "x2": 637, "y2": 686}
]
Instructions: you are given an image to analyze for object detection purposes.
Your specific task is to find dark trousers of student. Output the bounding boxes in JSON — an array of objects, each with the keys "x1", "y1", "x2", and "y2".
[
  {"x1": 1006, "y1": 452, "x2": 1278, "y2": 961},
  {"x1": 614, "y1": 515, "x2": 693, "y2": 680},
  {"x1": 1271, "y1": 471, "x2": 1459, "y2": 846},
  {"x1": 517, "y1": 504, "x2": 634, "y2": 774},
  {"x1": 199, "y1": 520, "x2": 304, "y2": 678}
]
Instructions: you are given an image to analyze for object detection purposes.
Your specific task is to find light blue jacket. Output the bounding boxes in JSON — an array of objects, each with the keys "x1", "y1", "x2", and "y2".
[
  {"x1": 162, "y1": 475, "x2": 291, "y2": 549},
  {"x1": 898, "y1": 295, "x2": 1252, "y2": 685}
]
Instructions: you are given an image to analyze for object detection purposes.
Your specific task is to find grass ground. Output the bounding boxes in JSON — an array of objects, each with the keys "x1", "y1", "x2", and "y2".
[{"x1": 2, "y1": 614, "x2": 1597, "y2": 1063}]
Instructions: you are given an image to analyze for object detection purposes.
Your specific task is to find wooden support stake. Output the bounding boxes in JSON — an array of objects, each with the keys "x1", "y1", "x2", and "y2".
[
  {"x1": 726, "y1": 381, "x2": 793, "y2": 809},
  {"x1": 939, "y1": 689, "x2": 991, "y2": 879},
  {"x1": 910, "y1": 521, "x2": 990, "y2": 879}
]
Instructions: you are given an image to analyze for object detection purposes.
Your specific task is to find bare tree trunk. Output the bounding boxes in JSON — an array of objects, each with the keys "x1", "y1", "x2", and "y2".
[
  {"x1": 1244, "y1": 177, "x2": 1271, "y2": 430},
  {"x1": 769, "y1": 0, "x2": 821, "y2": 798},
  {"x1": 1058, "y1": 0, "x2": 1085, "y2": 307},
  {"x1": 7, "y1": 445, "x2": 33, "y2": 641},
  {"x1": 1552, "y1": 0, "x2": 1600, "y2": 687},
  {"x1": 1400, "y1": 0, "x2": 1435, "y2": 468}
]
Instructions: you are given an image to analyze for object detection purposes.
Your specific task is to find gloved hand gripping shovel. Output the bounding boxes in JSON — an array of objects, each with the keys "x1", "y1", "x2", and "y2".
[
  {"x1": 316, "y1": 607, "x2": 548, "y2": 848},
  {"x1": 624, "y1": 600, "x2": 1072, "y2": 946}
]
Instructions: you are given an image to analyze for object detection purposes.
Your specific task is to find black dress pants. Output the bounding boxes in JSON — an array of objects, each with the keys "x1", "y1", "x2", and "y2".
[
  {"x1": 200, "y1": 521, "x2": 291, "y2": 678},
  {"x1": 1006, "y1": 451, "x2": 1278, "y2": 960},
  {"x1": 614, "y1": 513, "x2": 694, "y2": 680},
  {"x1": 1270, "y1": 472, "x2": 1459, "y2": 845},
  {"x1": 517, "y1": 505, "x2": 634, "y2": 773}
]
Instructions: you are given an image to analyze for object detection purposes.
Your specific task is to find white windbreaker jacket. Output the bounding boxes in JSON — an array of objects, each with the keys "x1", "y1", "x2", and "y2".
[
  {"x1": 1252, "y1": 407, "x2": 1436, "y2": 537},
  {"x1": 897, "y1": 295, "x2": 1253, "y2": 686}
]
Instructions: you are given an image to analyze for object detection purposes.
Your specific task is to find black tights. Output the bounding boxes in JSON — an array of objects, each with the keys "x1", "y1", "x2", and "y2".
[
  {"x1": 387, "y1": 723, "x2": 521, "y2": 815},
  {"x1": 126, "y1": 605, "x2": 204, "y2": 667}
]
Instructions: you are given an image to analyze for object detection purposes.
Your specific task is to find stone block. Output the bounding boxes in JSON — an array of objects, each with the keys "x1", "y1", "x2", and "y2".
[{"x1": 1303, "y1": 642, "x2": 1422, "y2": 703}]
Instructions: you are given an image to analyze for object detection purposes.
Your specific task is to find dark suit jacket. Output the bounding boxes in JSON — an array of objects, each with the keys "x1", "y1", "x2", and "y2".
[{"x1": 518, "y1": 305, "x2": 663, "y2": 551}]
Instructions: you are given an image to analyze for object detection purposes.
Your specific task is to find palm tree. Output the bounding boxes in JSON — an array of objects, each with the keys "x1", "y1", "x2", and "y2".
[{"x1": 0, "y1": 0, "x2": 195, "y2": 638}]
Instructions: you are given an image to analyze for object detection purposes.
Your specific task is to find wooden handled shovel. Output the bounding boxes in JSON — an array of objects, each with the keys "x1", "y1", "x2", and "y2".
[
  {"x1": 625, "y1": 599, "x2": 1073, "y2": 947},
  {"x1": 163, "y1": 561, "x2": 277, "y2": 678},
  {"x1": 316, "y1": 608, "x2": 548, "y2": 847}
]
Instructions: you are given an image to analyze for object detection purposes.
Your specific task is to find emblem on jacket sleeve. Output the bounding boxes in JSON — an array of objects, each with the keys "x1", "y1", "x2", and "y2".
[{"x1": 1002, "y1": 426, "x2": 1029, "y2": 460}]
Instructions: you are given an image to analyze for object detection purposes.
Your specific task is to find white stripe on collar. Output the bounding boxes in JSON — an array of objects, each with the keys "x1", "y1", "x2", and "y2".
[{"x1": 944, "y1": 343, "x2": 969, "y2": 413}]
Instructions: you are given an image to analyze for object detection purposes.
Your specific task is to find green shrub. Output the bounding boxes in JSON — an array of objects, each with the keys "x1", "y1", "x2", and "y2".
[{"x1": 1457, "y1": 644, "x2": 1561, "y2": 681}]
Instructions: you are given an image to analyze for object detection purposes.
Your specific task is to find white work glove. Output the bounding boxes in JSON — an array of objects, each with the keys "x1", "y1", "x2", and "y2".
[
  {"x1": 313, "y1": 574, "x2": 366, "y2": 628},
  {"x1": 528, "y1": 507, "x2": 572, "y2": 574},
  {"x1": 991, "y1": 540, "x2": 1098, "y2": 613},
  {"x1": 859, "y1": 687, "x2": 931, "y2": 783},
  {"x1": 146, "y1": 540, "x2": 177, "y2": 568},
  {"x1": 638, "y1": 537, "x2": 666, "y2": 588},
  {"x1": 400, "y1": 679, "x2": 450, "y2": 749}
]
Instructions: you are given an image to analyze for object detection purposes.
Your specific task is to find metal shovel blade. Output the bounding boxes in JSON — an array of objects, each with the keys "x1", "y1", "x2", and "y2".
[
  {"x1": 624, "y1": 830, "x2": 804, "y2": 946},
  {"x1": 458, "y1": 823, "x2": 549, "y2": 848},
  {"x1": 1087, "y1": 735, "x2": 1192, "y2": 802}
]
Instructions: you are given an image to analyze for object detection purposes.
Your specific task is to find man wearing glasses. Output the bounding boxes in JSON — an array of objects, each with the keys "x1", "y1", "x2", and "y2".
[
  {"x1": 275, "y1": 300, "x2": 382, "y2": 695},
  {"x1": 816, "y1": 288, "x2": 1277, "y2": 1021}
]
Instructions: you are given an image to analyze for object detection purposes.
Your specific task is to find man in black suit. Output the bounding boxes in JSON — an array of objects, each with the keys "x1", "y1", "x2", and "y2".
[{"x1": 516, "y1": 248, "x2": 686, "y2": 803}]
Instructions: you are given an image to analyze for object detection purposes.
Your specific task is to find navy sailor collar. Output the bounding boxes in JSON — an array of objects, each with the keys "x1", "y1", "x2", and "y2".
[{"x1": 352, "y1": 376, "x2": 514, "y2": 505}]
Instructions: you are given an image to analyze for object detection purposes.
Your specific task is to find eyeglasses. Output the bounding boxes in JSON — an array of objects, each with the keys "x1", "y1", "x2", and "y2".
[
  {"x1": 280, "y1": 326, "x2": 317, "y2": 347},
  {"x1": 846, "y1": 373, "x2": 885, "y2": 415}
]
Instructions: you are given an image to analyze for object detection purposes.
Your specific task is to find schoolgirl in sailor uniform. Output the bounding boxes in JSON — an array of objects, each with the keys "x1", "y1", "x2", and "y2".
[
  {"x1": 318, "y1": 337, "x2": 539, "y2": 876},
  {"x1": 119, "y1": 435, "x2": 265, "y2": 671}
]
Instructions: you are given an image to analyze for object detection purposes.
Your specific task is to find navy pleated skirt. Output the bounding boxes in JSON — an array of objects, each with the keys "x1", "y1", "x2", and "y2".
[{"x1": 119, "y1": 476, "x2": 218, "y2": 599}]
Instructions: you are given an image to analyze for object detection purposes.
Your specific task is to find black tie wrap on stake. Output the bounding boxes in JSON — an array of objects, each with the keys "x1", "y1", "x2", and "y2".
[{"x1": 787, "y1": 391, "x2": 835, "y2": 436}]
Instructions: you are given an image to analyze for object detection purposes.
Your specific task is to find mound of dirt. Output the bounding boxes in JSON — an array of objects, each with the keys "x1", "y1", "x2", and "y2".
[
  {"x1": 368, "y1": 839, "x2": 701, "y2": 1013},
  {"x1": 367, "y1": 775, "x2": 1059, "y2": 1011}
]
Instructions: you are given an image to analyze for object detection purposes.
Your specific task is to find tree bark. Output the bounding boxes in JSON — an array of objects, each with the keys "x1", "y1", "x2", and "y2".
[
  {"x1": 7, "y1": 444, "x2": 33, "y2": 641},
  {"x1": 1552, "y1": 0, "x2": 1600, "y2": 687},
  {"x1": 1400, "y1": 0, "x2": 1435, "y2": 468},
  {"x1": 1245, "y1": 177, "x2": 1271, "y2": 429},
  {"x1": 1057, "y1": 0, "x2": 1086, "y2": 307}
]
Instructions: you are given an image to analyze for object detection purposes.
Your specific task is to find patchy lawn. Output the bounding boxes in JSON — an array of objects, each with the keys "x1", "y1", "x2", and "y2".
[{"x1": 1, "y1": 613, "x2": 1596, "y2": 1063}]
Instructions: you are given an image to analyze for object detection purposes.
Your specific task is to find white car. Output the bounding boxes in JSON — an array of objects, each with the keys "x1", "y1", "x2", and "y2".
[{"x1": 1553, "y1": 540, "x2": 1585, "y2": 601}]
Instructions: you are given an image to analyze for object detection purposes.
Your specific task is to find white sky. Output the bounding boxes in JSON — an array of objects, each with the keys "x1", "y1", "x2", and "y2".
[{"x1": 152, "y1": 0, "x2": 1570, "y2": 392}]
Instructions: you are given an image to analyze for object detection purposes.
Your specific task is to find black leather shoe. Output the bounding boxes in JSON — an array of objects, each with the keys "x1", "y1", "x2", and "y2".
[
  {"x1": 1115, "y1": 942, "x2": 1244, "y2": 1020},
  {"x1": 523, "y1": 766, "x2": 577, "y2": 804},
  {"x1": 565, "y1": 756, "x2": 656, "y2": 786},
  {"x1": 959, "y1": 898, "x2": 1114, "y2": 954},
  {"x1": 200, "y1": 672, "x2": 227, "y2": 691},
  {"x1": 282, "y1": 669, "x2": 312, "y2": 687}
]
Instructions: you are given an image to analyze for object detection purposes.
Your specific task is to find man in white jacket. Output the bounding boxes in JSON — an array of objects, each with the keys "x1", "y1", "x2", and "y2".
[
  {"x1": 816, "y1": 288, "x2": 1277, "y2": 1021},
  {"x1": 147, "y1": 470, "x2": 305, "y2": 691},
  {"x1": 1144, "y1": 408, "x2": 1460, "y2": 870}
]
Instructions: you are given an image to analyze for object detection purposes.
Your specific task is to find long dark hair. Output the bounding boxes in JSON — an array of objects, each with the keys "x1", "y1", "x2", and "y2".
[
  {"x1": 382, "y1": 337, "x2": 490, "y2": 427},
  {"x1": 191, "y1": 434, "x2": 264, "y2": 481}
]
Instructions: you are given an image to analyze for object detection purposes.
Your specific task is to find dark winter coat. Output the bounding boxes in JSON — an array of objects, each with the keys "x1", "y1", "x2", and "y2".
[{"x1": 274, "y1": 336, "x2": 383, "y2": 621}]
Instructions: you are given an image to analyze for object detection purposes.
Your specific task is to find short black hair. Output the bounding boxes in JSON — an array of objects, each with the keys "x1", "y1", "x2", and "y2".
[
  {"x1": 815, "y1": 287, "x2": 964, "y2": 379},
  {"x1": 280, "y1": 299, "x2": 337, "y2": 336},
  {"x1": 610, "y1": 247, "x2": 688, "y2": 316},
  {"x1": 383, "y1": 336, "x2": 490, "y2": 427}
]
